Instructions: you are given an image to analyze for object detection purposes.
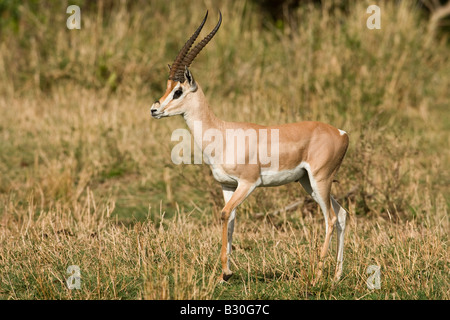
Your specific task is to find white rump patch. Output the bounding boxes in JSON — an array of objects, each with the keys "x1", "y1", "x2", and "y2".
[{"x1": 338, "y1": 129, "x2": 347, "y2": 136}]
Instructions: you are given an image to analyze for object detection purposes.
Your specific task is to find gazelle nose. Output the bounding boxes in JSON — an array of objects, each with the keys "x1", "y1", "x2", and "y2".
[{"x1": 151, "y1": 109, "x2": 157, "y2": 115}]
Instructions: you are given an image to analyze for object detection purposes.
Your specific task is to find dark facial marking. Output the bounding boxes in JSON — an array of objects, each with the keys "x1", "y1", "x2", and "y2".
[{"x1": 173, "y1": 89, "x2": 183, "y2": 99}]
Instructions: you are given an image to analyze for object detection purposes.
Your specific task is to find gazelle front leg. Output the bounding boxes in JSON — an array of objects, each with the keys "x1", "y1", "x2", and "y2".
[
  {"x1": 219, "y1": 181, "x2": 255, "y2": 281},
  {"x1": 222, "y1": 185, "x2": 237, "y2": 277}
]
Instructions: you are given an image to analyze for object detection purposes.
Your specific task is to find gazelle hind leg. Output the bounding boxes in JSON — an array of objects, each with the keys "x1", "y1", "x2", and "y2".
[
  {"x1": 331, "y1": 196, "x2": 347, "y2": 281},
  {"x1": 299, "y1": 172, "x2": 336, "y2": 283}
]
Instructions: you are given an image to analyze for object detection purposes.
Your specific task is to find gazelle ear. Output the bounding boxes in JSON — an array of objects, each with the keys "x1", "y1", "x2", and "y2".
[{"x1": 184, "y1": 66, "x2": 197, "y2": 91}]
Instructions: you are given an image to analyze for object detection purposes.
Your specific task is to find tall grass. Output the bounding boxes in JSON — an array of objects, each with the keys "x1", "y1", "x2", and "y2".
[{"x1": 0, "y1": 0, "x2": 448, "y2": 299}]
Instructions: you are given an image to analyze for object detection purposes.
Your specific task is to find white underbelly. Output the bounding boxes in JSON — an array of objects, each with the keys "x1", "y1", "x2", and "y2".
[
  {"x1": 209, "y1": 162, "x2": 309, "y2": 187},
  {"x1": 258, "y1": 163, "x2": 308, "y2": 187}
]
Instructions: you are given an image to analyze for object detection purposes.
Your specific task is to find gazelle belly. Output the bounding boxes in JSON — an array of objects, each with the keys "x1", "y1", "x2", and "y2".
[
  {"x1": 257, "y1": 162, "x2": 308, "y2": 187},
  {"x1": 209, "y1": 162, "x2": 310, "y2": 188}
]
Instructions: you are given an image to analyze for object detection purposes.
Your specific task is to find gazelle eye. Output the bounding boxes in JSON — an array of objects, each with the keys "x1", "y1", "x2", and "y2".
[{"x1": 173, "y1": 89, "x2": 183, "y2": 99}]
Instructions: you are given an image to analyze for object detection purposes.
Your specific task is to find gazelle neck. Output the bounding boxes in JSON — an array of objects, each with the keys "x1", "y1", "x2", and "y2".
[{"x1": 183, "y1": 84, "x2": 224, "y2": 146}]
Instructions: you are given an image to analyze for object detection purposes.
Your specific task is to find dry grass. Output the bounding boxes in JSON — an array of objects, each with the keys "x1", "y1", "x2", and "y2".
[
  {"x1": 0, "y1": 0, "x2": 448, "y2": 299},
  {"x1": 0, "y1": 192, "x2": 447, "y2": 299}
]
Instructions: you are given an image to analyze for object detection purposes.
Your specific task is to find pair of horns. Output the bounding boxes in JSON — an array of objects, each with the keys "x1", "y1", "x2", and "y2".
[{"x1": 168, "y1": 11, "x2": 222, "y2": 82}]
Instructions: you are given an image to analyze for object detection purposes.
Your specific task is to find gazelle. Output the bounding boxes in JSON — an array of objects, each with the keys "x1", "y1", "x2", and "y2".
[{"x1": 150, "y1": 11, "x2": 349, "y2": 283}]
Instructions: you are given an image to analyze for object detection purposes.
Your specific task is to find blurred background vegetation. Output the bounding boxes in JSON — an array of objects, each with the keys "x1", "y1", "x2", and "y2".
[
  {"x1": 0, "y1": 0, "x2": 448, "y2": 299},
  {"x1": 0, "y1": 0, "x2": 448, "y2": 222}
]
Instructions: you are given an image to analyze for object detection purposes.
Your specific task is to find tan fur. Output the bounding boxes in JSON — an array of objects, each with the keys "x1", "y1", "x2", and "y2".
[{"x1": 152, "y1": 80, "x2": 349, "y2": 284}]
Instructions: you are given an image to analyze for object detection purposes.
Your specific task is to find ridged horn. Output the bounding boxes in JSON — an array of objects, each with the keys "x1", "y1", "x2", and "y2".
[
  {"x1": 171, "y1": 11, "x2": 222, "y2": 82},
  {"x1": 168, "y1": 11, "x2": 209, "y2": 81}
]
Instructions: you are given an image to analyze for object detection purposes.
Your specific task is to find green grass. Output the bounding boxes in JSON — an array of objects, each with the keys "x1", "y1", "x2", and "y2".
[{"x1": 0, "y1": 0, "x2": 449, "y2": 299}]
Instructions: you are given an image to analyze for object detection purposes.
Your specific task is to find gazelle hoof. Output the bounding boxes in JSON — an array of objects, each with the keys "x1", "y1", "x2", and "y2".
[
  {"x1": 333, "y1": 273, "x2": 342, "y2": 282},
  {"x1": 223, "y1": 273, "x2": 233, "y2": 281},
  {"x1": 217, "y1": 270, "x2": 233, "y2": 284},
  {"x1": 222, "y1": 272, "x2": 233, "y2": 282}
]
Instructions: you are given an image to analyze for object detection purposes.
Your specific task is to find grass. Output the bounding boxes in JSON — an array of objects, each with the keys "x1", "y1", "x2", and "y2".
[
  {"x1": 1, "y1": 195, "x2": 447, "y2": 299},
  {"x1": 0, "y1": 0, "x2": 449, "y2": 299}
]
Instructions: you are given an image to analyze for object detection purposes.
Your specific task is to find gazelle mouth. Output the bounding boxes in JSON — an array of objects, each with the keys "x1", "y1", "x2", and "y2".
[
  {"x1": 151, "y1": 108, "x2": 162, "y2": 118},
  {"x1": 151, "y1": 112, "x2": 163, "y2": 119}
]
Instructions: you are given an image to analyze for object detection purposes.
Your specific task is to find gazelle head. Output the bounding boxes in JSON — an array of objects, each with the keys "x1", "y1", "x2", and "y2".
[{"x1": 151, "y1": 11, "x2": 222, "y2": 119}]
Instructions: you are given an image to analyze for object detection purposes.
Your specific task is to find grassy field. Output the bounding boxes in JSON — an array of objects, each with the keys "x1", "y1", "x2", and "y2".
[{"x1": 0, "y1": 0, "x2": 448, "y2": 299}]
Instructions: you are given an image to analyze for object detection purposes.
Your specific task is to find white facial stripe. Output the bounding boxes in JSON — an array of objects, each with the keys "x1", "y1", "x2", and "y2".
[{"x1": 160, "y1": 83, "x2": 182, "y2": 109}]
